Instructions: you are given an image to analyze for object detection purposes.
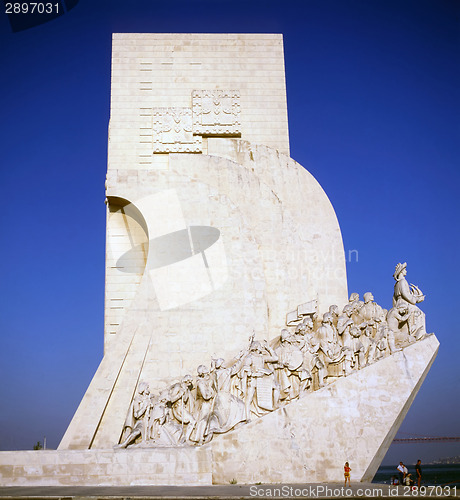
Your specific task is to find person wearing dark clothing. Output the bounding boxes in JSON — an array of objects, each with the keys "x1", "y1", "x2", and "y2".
[
  {"x1": 397, "y1": 462, "x2": 405, "y2": 485},
  {"x1": 415, "y1": 460, "x2": 422, "y2": 488}
]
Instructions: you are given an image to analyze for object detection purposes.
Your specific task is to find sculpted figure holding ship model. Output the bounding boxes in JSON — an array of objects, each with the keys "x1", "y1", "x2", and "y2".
[{"x1": 393, "y1": 262, "x2": 427, "y2": 340}]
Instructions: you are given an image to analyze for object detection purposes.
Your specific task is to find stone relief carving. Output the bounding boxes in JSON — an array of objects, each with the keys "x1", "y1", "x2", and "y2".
[
  {"x1": 116, "y1": 263, "x2": 432, "y2": 449},
  {"x1": 392, "y1": 262, "x2": 427, "y2": 341},
  {"x1": 152, "y1": 107, "x2": 202, "y2": 153},
  {"x1": 192, "y1": 90, "x2": 241, "y2": 136}
]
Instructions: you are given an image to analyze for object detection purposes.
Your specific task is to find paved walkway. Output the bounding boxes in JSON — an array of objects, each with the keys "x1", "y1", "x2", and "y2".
[{"x1": 0, "y1": 483, "x2": 458, "y2": 499}]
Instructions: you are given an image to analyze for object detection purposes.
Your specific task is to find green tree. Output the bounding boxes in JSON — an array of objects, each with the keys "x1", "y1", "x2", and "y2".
[{"x1": 33, "y1": 441, "x2": 42, "y2": 450}]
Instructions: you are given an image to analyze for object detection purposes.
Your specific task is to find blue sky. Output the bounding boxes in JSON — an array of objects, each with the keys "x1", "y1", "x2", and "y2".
[{"x1": 0, "y1": 0, "x2": 458, "y2": 467}]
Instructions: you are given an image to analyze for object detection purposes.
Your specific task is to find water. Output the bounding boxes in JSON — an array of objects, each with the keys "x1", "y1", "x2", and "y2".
[{"x1": 373, "y1": 464, "x2": 460, "y2": 487}]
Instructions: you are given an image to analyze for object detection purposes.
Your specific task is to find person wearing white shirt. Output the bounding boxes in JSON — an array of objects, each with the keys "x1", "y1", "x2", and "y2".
[{"x1": 397, "y1": 462, "x2": 405, "y2": 484}]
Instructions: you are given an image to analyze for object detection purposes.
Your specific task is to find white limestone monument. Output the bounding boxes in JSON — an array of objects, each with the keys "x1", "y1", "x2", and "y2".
[{"x1": 0, "y1": 33, "x2": 439, "y2": 486}]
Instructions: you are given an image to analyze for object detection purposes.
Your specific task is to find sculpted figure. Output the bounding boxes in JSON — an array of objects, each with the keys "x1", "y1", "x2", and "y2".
[
  {"x1": 366, "y1": 314, "x2": 389, "y2": 364},
  {"x1": 302, "y1": 332, "x2": 327, "y2": 388},
  {"x1": 375, "y1": 324, "x2": 389, "y2": 360},
  {"x1": 349, "y1": 326, "x2": 366, "y2": 370},
  {"x1": 192, "y1": 364, "x2": 217, "y2": 445},
  {"x1": 385, "y1": 324, "x2": 399, "y2": 354},
  {"x1": 293, "y1": 321, "x2": 303, "y2": 336},
  {"x1": 393, "y1": 262, "x2": 427, "y2": 340},
  {"x1": 315, "y1": 313, "x2": 345, "y2": 382},
  {"x1": 302, "y1": 316, "x2": 315, "y2": 334},
  {"x1": 117, "y1": 382, "x2": 151, "y2": 448},
  {"x1": 337, "y1": 305, "x2": 355, "y2": 374},
  {"x1": 292, "y1": 322, "x2": 306, "y2": 347},
  {"x1": 337, "y1": 305, "x2": 354, "y2": 347},
  {"x1": 359, "y1": 326, "x2": 377, "y2": 366},
  {"x1": 205, "y1": 358, "x2": 246, "y2": 436},
  {"x1": 348, "y1": 293, "x2": 364, "y2": 324},
  {"x1": 316, "y1": 313, "x2": 342, "y2": 361},
  {"x1": 377, "y1": 318, "x2": 401, "y2": 356},
  {"x1": 373, "y1": 323, "x2": 399, "y2": 360},
  {"x1": 147, "y1": 392, "x2": 168, "y2": 442},
  {"x1": 168, "y1": 375, "x2": 196, "y2": 443},
  {"x1": 348, "y1": 292, "x2": 360, "y2": 305},
  {"x1": 359, "y1": 292, "x2": 385, "y2": 338},
  {"x1": 274, "y1": 330, "x2": 295, "y2": 398},
  {"x1": 291, "y1": 320, "x2": 324, "y2": 389},
  {"x1": 328, "y1": 305, "x2": 340, "y2": 327},
  {"x1": 212, "y1": 357, "x2": 243, "y2": 393},
  {"x1": 275, "y1": 329, "x2": 310, "y2": 400},
  {"x1": 240, "y1": 340, "x2": 280, "y2": 421},
  {"x1": 148, "y1": 391, "x2": 184, "y2": 446},
  {"x1": 292, "y1": 317, "x2": 315, "y2": 347},
  {"x1": 387, "y1": 298, "x2": 415, "y2": 346}
]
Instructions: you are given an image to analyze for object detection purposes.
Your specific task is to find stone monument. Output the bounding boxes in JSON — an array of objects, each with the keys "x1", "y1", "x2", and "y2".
[{"x1": 0, "y1": 33, "x2": 438, "y2": 487}]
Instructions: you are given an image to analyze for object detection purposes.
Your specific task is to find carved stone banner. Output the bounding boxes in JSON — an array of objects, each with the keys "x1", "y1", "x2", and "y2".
[
  {"x1": 192, "y1": 90, "x2": 241, "y2": 136},
  {"x1": 152, "y1": 107, "x2": 202, "y2": 153},
  {"x1": 286, "y1": 299, "x2": 317, "y2": 326}
]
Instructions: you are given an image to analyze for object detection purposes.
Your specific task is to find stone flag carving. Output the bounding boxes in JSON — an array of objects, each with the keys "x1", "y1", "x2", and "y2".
[{"x1": 286, "y1": 299, "x2": 318, "y2": 326}]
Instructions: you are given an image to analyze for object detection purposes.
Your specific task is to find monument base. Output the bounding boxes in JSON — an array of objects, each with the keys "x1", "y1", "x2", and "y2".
[{"x1": 0, "y1": 335, "x2": 438, "y2": 486}]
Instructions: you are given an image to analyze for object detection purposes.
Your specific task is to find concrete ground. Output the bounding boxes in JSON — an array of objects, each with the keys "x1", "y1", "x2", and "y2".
[{"x1": 0, "y1": 483, "x2": 459, "y2": 499}]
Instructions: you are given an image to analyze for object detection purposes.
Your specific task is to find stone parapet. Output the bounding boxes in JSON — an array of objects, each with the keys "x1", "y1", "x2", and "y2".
[{"x1": 0, "y1": 447, "x2": 211, "y2": 486}]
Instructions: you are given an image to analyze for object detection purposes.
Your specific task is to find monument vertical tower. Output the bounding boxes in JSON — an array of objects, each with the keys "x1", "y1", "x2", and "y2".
[{"x1": 59, "y1": 34, "x2": 349, "y2": 451}]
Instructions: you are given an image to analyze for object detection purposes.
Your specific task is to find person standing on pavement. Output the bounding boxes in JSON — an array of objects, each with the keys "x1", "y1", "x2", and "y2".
[
  {"x1": 415, "y1": 460, "x2": 422, "y2": 488},
  {"x1": 344, "y1": 462, "x2": 351, "y2": 487},
  {"x1": 397, "y1": 462, "x2": 405, "y2": 485}
]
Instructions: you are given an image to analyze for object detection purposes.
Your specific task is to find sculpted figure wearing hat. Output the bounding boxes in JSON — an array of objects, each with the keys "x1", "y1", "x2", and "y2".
[{"x1": 392, "y1": 262, "x2": 427, "y2": 340}]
